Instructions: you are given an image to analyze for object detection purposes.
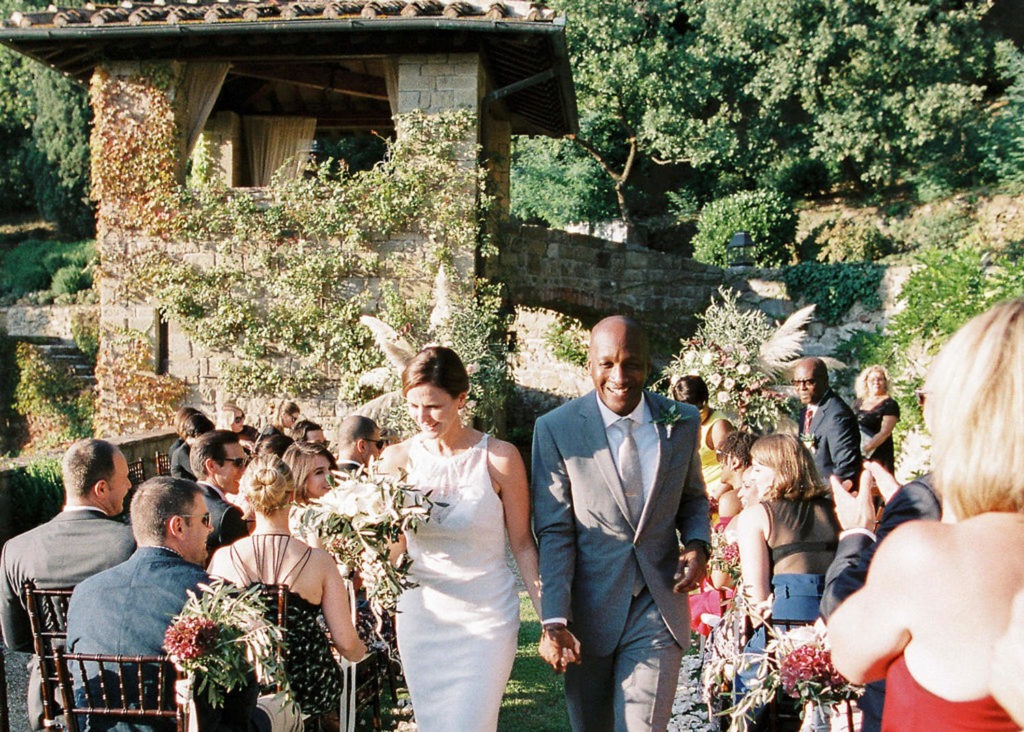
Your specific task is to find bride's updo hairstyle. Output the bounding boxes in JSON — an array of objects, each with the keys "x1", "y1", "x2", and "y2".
[
  {"x1": 401, "y1": 346, "x2": 469, "y2": 398},
  {"x1": 925, "y1": 298, "x2": 1024, "y2": 519},
  {"x1": 241, "y1": 453, "x2": 295, "y2": 514}
]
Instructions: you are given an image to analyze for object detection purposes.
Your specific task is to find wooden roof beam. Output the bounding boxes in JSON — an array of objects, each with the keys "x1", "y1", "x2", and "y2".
[{"x1": 230, "y1": 62, "x2": 388, "y2": 101}]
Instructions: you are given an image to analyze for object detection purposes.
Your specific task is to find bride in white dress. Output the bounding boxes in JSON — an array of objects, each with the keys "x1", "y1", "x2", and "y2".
[{"x1": 381, "y1": 345, "x2": 542, "y2": 732}]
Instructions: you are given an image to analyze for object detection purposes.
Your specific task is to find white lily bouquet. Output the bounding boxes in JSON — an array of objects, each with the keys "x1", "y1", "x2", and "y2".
[{"x1": 298, "y1": 469, "x2": 433, "y2": 619}]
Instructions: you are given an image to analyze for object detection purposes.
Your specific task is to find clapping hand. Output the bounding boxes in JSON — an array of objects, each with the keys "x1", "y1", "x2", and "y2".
[
  {"x1": 539, "y1": 625, "x2": 581, "y2": 674},
  {"x1": 830, "y1": 473, "x2": 875, "y2": 532}
]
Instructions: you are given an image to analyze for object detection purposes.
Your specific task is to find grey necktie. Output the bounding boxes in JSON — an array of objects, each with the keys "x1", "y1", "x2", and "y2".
[{"x1": 616, "y1": 417, "x2": 644, "y2": 525}]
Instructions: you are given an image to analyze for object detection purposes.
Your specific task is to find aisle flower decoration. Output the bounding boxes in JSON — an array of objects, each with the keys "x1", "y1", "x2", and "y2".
[
  {"x1": 721, "y1": 615, "x2": 861, "y2": 731},
  {"x1": 164, "y1": 580, "x2": 290, "y2": 708},
  {"x1": 298, "y1": 469, "x2": 433, "y2": 620},
  {"x1": 707, "y1": 530, "x2": 741, "y2": 584}
]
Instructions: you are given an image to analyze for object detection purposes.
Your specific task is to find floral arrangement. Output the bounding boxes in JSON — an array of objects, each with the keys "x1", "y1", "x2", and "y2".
[
  {"x1": 707, "y1": 529, "x2": 741, "y2": 583},
  {"x1": 298, "y1": 469, "x2": 433, "y2": 620},
  {"x1": 164, "y1": 580, "x2": 290, "y2": 709},
  {"x1": 723, "y1": 618, "x2": 861, "y2": 730},
  {"x1": 664, "y1": 338, "x2": 792, "y2": 433}
]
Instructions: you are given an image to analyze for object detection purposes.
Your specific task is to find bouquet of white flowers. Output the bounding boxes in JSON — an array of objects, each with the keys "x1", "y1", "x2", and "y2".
[{"x1": 298, "y1": 469, "x2": 433, "y2": 620}]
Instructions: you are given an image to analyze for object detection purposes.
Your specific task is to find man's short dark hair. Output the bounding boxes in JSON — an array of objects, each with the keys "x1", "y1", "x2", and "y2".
[
  {"x1": 130, "y1": 476, "x2": 203, "y2": 546},
  {"x1": 190, "y1": 430, "x2": 241, "y2": 479},
  {"x1": 720, "y1": 431, "x2": 757, "y2": 469},
  {"x1": 61, "y1": 439, "x2": 120, "y2": 500},
  {"x1": 336, "y1": 415, "x2": 379, "y2": 450},
  {"x1": 291, "y1": 419, "x2": 322, "y2": 442},
  {"x1": 181, "y1": 412, "x2": 214, "y2": 440}
]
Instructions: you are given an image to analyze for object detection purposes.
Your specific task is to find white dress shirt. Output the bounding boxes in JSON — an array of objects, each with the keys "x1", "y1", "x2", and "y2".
[{"x1": 595, "y1": 392, "x2": 659, "y2": 502}]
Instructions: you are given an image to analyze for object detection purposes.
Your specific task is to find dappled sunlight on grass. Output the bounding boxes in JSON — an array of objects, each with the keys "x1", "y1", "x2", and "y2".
[{"x1": 500, "y1": 593, "x2": 570, "y2": 731}]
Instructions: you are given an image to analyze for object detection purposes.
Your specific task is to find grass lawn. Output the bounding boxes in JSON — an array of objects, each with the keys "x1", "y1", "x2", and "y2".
[{"x1": 499, "y1": 593, "x2": 571, "y2": 731}]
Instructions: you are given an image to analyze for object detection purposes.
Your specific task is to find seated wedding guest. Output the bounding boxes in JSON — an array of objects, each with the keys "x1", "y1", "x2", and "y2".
[
  {"x1": 254, "y1": 433, "x2": 294, "y2": 459},
  {"x1": 190, "y1": 430, "x2": 250, "y2": 554},
  {"x1": 218, "y1": 402, "x2": 259, "y2": 453},
  {"x1": 66, "y1": 477, "x2": 299, "y2": 731},
  {"x1": 167, "y1": 406, "x2": 199, "y2": 463},
  {"x1": 282, "y1": 441, "x2": 337, "y2": 504},
  {"x1": 291, "y1": 419, "x2": 326, "y2": 446},
  {"x1": 334, "y1": 415, "x2": 383, "y2": 472},
  {"x1": 170, "y1": 410, "x2": 214, "y2": 481},
  {"x1": 1, "y1": 439, "x2": 136, "y2": 732},
  {"x1": 715, "y1": 430, "x2": 757, "y2": 522},
  {"x1": 991, "y1": 590, "x2": 1024, "y2": 727},
  {"x1": 209, "y1": 455, "x2": 366, "y2": 723},
  {"x1": 260, "y1": 400, "x2": 300, "y2": 440},
  {"x1": 735, "y1": 433, "x2": 840, "y2": 728},
  {"x1": 819, "y1": 462, "x2": 940, "y2": 732},
  {"x1": 829, "y1": 300, "x2": 1024, "y2": 731},
  {"x1": 852, "y1": 365, "x2": 900, "y2": 474},
  {"x1": 671, "y1": 374, "x2": 735, "y2": 497}
]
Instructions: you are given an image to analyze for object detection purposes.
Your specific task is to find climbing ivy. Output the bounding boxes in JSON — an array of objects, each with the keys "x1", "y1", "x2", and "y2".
[{"x1": 780, "y1": 262, "x2": 885, "y2": 325}]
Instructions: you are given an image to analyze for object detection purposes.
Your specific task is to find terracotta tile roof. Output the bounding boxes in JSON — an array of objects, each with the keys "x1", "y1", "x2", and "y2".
[{"x1": 6, "y1": 0, "x2": 557, "y2": 29}]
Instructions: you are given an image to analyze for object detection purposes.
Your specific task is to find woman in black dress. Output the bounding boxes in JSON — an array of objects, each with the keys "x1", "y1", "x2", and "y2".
[{"x1": 853, "y1": 365, "x2": 900, "y2": 473}]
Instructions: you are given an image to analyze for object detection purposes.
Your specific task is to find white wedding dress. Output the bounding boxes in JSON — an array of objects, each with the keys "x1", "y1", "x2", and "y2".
[{"x1": 396, "y1": 433, "x2": 520, "y2": 731}]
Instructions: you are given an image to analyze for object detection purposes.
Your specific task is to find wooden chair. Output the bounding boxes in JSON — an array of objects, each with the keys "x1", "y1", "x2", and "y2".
[
  {"x1": 155, "y1": 451, "x2": 171, "y2": 476},
  {"x1": 127, "y1": 457, "x2": 146, "y2": 486},
  {"x1": 53, "y1": 648, "x2": 186, "y2": 732},
  {"x1": 23, "y1": 582, "x2": 75, "y2": 729}
]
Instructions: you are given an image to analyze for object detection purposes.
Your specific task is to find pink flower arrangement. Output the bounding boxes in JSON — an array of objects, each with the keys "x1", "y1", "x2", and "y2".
[
  {"x1": 779, "y1": 644, "x2": 847, "y2": 699},
  {"x1": 164, "y1": 617, "x2": 219, "y2": 661}
]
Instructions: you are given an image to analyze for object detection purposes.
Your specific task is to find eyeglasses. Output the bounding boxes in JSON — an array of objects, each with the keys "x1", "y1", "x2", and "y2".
[
  {"x1": 375, "y1": 439, "x2": 387, "y2": 450},
  {"x1": 221, "y1": 457, "x2": 248, "y2": 468},
  {"x1": 915, "y1": 389, "x2": 928, "y2": 408},
  {"x1": 178, "y1": 512, "x2": 211, "y2": 527},
  {"x1": 791, "y1": 378, "x2": 816, "y2": 388},
  {"x1": 232, "y1": 415, "x2": 244, "y2": 424}
]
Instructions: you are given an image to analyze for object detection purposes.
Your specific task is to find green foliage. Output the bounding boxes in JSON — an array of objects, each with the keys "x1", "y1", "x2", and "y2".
[
  {"x1": 14, "y1": 343, "x2": 93, "y2": 448},
  {"x1": 0, "y1": 329, "x2": 19, "y2": 454},
  {"x1": 808, "y1": 217, "x2": 893, "y2": 264},
  {"x1": 692, "y1": 189, "x2": 796, "y2": 266},
  {"x1": 983, "y1": 41, "x2": 1024, "y2": 187},
  {"x1": 28, "y1": 68, "x2": 94, "y2": 237},
  {"x1": 0, "y1": 238, "x2": 96, "y2": 302},
  {"x1": 781, "y1": 262, "x2": 884, "y2": 325},
  {"x1": 70, "y1": 309, "x2": 100, "y2": 365},
  {"x1": 543, "y1": 314, "x2": 589, "y2": 368},
  {"x1": 7, "y1": 458, "x2": 64, "y2": 534},
  {"x1": 510, "y1": 136, "x2": 618, "y2": 227}
]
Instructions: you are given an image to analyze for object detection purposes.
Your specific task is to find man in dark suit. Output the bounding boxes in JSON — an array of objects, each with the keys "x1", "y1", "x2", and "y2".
[
  {"x1": 0, "y1": 439, "x2": 136, "y2": 731},
  {"x1": 821, "y1": 464, "x2": 941, "y2": 731},
  {"x1": 532, "y1": 316, "x2": 711, "y2": 731},
  {"x1": 334, "y1": 415, "x2": 383, "y2": 472},
  {"x1": 66, "y1": 476, "x2": 296, "y2": 731},
  {"x1": 189, "y1": 430, "x2": 250, "y2": 554},
  {"x1": 793, "y1": 357, "x2": 862, "y2": 483}
]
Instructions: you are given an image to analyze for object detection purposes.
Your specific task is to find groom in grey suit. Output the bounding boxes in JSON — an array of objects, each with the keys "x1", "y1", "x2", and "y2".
[{"x1": 532, "y1": 315, "x2": 711, "y2": 731}]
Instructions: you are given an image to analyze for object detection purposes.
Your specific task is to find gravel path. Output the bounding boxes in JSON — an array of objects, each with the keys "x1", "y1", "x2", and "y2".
[{"x1": 3, "y1": 649, "x2": 30, "y2": 731}]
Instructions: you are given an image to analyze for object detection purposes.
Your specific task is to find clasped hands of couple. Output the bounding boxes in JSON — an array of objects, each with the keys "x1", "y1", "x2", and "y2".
[{"x1": 537, "y1": 547, "x2": 709, "y2": 674}]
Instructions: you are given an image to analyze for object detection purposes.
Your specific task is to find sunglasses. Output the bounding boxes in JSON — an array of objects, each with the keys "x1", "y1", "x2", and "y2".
[
  {"x1": 178, "y1": 512, "x2": 211, "y2": 527},
  {"x1": 221, "y1": 457, "x2": 248, "y2": 468},
  {"x1": 375, "y1": 439, "x2": 387, "y2": 450},
  {"x1": 791, "y1": 378, "x2": 816, "y2": 388},
  {"x1": 232, "y1": 415, "x2": 244, "y2": 424}
]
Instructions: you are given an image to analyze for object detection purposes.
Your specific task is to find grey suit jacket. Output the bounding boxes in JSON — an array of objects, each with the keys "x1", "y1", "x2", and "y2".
[
  {"x1": 1, "y1": 510, "x2": 136, "y2": 651},
  {"x1": 531, "y1": 390, "x2": 710, "y2": 657}
]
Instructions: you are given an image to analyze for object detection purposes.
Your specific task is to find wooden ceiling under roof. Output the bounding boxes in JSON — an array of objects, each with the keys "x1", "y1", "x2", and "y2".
[{"x1": 0, "y1": 0, "x2": 577, "y2": 136}]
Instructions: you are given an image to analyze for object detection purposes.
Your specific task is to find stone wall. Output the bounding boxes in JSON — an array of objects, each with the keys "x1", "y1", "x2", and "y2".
[{"x1": 0, "y1": 304, "x2": 96, "y2": 340}]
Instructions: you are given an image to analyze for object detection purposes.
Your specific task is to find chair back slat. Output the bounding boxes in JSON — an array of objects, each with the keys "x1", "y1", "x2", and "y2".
[
  {"x1": 127, "y1": 458, "x2": 146, "y2": 486},
  {"x1": 53, "y1": 648, "x2": 187, "y2": 732},
  {"x1": 155, "y1": 451, "x2": 171, "y2": 476},
  {"x1": 23, "y1": 582, "x2": 76, "y2": 727}
]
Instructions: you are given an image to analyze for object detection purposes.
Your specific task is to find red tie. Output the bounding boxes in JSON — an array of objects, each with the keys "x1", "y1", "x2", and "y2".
[{"x1": 803, "y1": 407, "x2": 814, "y2": 433}]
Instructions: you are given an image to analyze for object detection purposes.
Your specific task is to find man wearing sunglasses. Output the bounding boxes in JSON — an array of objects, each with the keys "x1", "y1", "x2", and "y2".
[
  {"x1": 792, "y1": 357, "x2": 862, "y2": 484},
  {"x1": 190, "y1": 430, "x2": 250, "y2": 557},
  {"x1": 334, "y1": 415, "x2": 384, "y2": 472}
]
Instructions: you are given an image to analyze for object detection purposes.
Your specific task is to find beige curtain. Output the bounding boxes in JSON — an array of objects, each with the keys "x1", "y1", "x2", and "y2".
[
  {"x1": 243, "y1": 116, "x2": 317, "y2": 186},
  {"x1": 180, "y1": 62, "x2": 230, "y2": 157},
  {"x1": 383, "y1": 59, "x2": 399, "y2": 118}
]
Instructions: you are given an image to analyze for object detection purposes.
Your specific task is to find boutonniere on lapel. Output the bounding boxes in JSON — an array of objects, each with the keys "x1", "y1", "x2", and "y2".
[
  {"x1": 800, "y1": 432, "x2": 819, "y2": 454},
  {"x1": 653, "y1": 403, "x2": 685, "y2": 438}
]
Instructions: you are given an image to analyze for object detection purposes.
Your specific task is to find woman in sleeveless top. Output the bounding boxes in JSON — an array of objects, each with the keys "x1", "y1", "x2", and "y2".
[
  {"x1": 380, "y1": 346, "x2": 542, "y2": 732},
  {"x1": 672, "y1": 375, "x2": 736, "y2": 504},
  {"x1": 829, "y1": 301, "x2": 1024, "y2": 731},
  {"x1": 852, "y1": 365, "x2": 900, "y2": 473},
  {"x1": 208, "y1": 453, "x2": 366, "y2": 718},
  {"x1": 734, "y1": 433, "x2": 840, "y2": 729}
]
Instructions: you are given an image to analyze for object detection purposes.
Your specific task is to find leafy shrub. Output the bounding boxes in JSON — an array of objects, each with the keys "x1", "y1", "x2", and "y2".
[
  {"x1": 70, "y1": 308, "x2": 100, "y2": 365},
  {"x1": 692, "y1": 189, "x2": 796, "y2": 267},
  {"x1": 544, "y1": 314, "x2": 589, "y2": 368},
  {"x1": 0, "y1": 238, "x2": 95, "y2": 300},
  {"x1": 0, "y1": 330, "x2": 20, "y2": 453},
  {"x1": 8, "y1": 458, "x2": 64, "y2": 534},
  {"x1": 51, "y1": 263, "x2": 92, "y2": 296},
  {"x1": 982, "y1": 42, "x2": 1024, "y2": 187},
  {"x1": 781, "y1": 263, "x2": 885, "y2": 325},
  {"x1": 811, "y1": 217, "x2": 893, "y2": 263},
  {"x1": 14, "y1": 342, "x2": 94, "y2": 448}
]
